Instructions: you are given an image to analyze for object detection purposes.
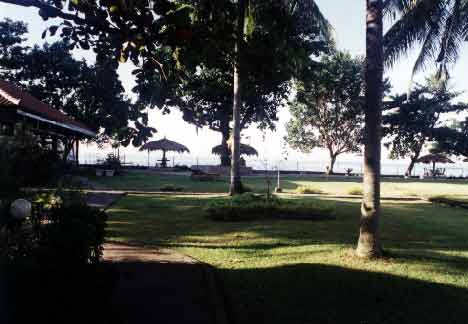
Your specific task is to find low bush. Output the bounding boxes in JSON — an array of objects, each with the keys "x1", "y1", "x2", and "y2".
[
  {"x1": 38, "y1": 202, "x2": 108, "y2": 264},
  {"x1": 206, "y1": 193, "x2": 334, "y2": 222},
  {"x1": 159, "y1": 184, "x2": 185, "y2": 192},
  {"x1": 0, "y1": 131, "x2": 64, "y2": 198},
  {"x1": 104, "y1": 153, "x2": 122, "y2": 175},
  {"x1": 427, "y1": 195, "x2": 468, "y2": 209},
  {"x1": 347, "y1": 187, "x2": 363, "y2": 195},
  {"x1": 295, "y1": 186, "x2": 324, "y2": 195},
  {"x1": 1, "y1": 197, "x2": 111, "y2": 324},
  {"x1": 240, "y1": 182, "x2": 253, "y2": 193}
]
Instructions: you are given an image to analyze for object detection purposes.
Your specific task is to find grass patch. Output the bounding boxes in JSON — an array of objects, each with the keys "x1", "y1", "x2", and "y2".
[
  {"x1": 205, "y1": 193, "x2": 334, "y2": 221},
  {"x1": 159, "y1": 184, "x2": 185, "y2": 192},
  {"x1": 106, "y1": 194, "x2": 468, "y2": 324},
  {"x1": 427, "y1": 195, "x2": 468, "y2": 209},
  {"x1": 92, "y1": 170, "x2": 468, "y2": 198},
  {"x1": 295, "y1": 185, "x2": 324, "y2": 195},
  {"x1": 346, "y1": 186, "x2": 363, "y2": 195}
]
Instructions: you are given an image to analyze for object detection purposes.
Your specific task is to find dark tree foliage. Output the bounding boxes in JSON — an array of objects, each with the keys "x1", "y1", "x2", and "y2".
[
  {"x1": 156, "y1": 1, "x2": 330, "y2": 167},
  {"x1": 0, "y1": 19, "x2": 155, "y2": 146},
  {"x1": 384, "y1": 0, "x2": 468, "y2": 78},
  {"x1": 436, "y1": 117, "x2": 468, "y2": 158},
  {"x1": 1, "y1": 0, "x2": 331, "y2": 193},
  {"x1": 285, "y1": 51, "x2": 365, "y2": 174},
  {"x1": 383, "y1": 76, "x2": 468, "y2": 175}
]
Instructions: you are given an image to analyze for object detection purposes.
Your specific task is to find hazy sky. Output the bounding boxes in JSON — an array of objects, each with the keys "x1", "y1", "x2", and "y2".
[{"x1": 1, "y1": 1, "x2": 467, "y2": 168}]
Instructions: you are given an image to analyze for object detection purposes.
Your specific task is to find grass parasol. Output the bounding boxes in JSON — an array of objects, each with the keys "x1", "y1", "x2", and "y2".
[
  {"x1": 416, "y1": 153, "x2": 454, "y2": 176},
  {"x1": 140, "y1": 138, "x2": 190, "y2": 168},
  {"x1": 212, "y1": 143, "x2": 258, "y2": 157}
]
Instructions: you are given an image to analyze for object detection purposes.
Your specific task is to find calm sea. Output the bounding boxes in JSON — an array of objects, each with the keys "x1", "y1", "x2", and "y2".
[{"x1": 80, "y1": 151, "x2": 468, "y2": 177}]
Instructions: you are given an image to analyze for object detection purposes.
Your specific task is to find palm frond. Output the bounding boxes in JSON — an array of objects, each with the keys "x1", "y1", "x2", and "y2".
[
  {"x1": 384, "y1": 0, "x2": 447, "y2": 69},
  {"x1": 384, "y1": 0, "x2": 468, "y2": 77}
]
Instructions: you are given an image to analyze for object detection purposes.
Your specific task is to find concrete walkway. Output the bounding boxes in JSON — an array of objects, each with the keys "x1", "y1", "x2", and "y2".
[
  {"x1": 84, "y1": 192, "x2": 228, "y2": 324},
  {"x1": 103, "y1": 243, "x2": 227, "y2": 324}
]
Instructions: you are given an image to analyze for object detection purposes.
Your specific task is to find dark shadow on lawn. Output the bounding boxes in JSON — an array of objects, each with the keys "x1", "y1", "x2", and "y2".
[
  {"x1": 105, "y1": 260, "x2": 215, "y2": 324},
  {"x1": 107, "y1": 195, "x2": 468, "y2": 281},
  {"x1": 220, "y1": 263, "x2": 468, "y2": 324}
]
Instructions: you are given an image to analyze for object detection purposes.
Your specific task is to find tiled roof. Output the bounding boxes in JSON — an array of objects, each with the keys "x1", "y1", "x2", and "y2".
[{"x1": 0, "y1": 79, "x2": 96, "y2": 136}]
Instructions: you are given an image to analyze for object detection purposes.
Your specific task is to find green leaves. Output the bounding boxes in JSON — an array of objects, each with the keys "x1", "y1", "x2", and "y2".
[
  {"x1": 384, "y1": 0, "x2": 468, "y2": 76},
  {"x1": 285, "y1": 51, "x2": 364, "y2": 160},
  {"x1": 383, "y1": 75, "x2": 468, "y2": 162}
]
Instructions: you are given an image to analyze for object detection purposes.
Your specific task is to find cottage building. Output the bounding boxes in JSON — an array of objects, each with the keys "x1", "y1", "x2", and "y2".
[{"x1": 0, "y1": 79, "x2": 96, "y2": 164}]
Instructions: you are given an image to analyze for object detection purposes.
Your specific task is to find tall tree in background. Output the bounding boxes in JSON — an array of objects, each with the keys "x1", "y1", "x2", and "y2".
[
  {"x1": 230, "y1": 0, "x2": 246, "y2": 194},
  {"x1": 285, "y1": 51, "x2": 364, "y2": 174},
  {"x1": 0, "y1": 19, "x2": 155, "y2": 147},
  {"x1": 356, "y1": 0, "x2": 384, "y2": 258},
  {"x1": 384, "y1": 77, "x2": 468, "y2": 175},
  {"x1": 167, "y1": 65, "x2": 286, "y2": 167},
  {"x1": 3, "y1": 0, "x2": 331, "y2": 195}
]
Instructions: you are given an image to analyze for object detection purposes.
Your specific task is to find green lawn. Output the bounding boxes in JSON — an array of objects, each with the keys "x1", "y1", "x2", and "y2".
[
  {"x1": 106, "y1": 194, "x2": 468, "y2": 324},
  {"x1": 93, "y1": 169, "x2": 468, "y2": 198}
]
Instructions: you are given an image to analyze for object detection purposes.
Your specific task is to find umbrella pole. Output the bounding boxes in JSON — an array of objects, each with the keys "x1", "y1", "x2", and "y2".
[
  {"x1": 162, "y1": 149, "x2": 167, "y2": 168},
  {"x1": 432, "y1": 161, "x2": 436, "y2": 177},
  {"x1": 148, "y1": 149, "x2": 150, "y2": 169}
]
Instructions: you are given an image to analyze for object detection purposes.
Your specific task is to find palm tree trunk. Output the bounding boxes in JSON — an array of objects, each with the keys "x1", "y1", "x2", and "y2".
[
  {"x1": 356, "y1": 0, "x2": 383, "y2": 258},
  {"x1": 229, "y1": 0, "x2": 245, "y2": 195},
  {"x1": 220, "y1": 119, "x2": 231, "y2": 167}
]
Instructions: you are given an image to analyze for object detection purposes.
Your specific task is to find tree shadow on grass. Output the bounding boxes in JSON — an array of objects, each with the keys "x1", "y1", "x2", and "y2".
[
  {"x1": 107, "y1": 195, "x2": 468, "y2": 279},
  {"x1": 107, "y1": 194, "x2": 468, "y2": 250},
  {"x1": 220, "y1": 263, "x2": 468, "y2": 324}
]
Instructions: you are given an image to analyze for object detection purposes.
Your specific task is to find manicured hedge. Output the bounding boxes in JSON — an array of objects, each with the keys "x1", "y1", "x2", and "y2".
[{"x1": 206, "y1": 193, "x2": 334, "y2": 222}]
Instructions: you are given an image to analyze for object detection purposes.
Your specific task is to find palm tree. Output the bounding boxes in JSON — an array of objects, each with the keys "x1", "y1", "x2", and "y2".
[
  {"x1": 229, "y1": 0, "x2": 332, "y2": 195},
  {"x1": 356, "y1": 0, "x2": 384, "y2": 258},
  {"x1": 384, "y1": 0, "x2": 468, "y2": 77},
  {"x1": 229, "y1": 0, "x2": 246, "y2": 195}
]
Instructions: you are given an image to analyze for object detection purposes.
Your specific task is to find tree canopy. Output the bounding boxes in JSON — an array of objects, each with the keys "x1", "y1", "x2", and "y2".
[
  {"x1": 383, "y1": 76, "x2": 468, "y2": 175},
  {"x1": 384, "y1": 0, "x2": 468, "y2": 77},
  {"x1": 0, "y1": 18, "x2": 155, "y2": 147},
  {"x1": 285, "y1": 51, "x2": 364, "y2": 174}
]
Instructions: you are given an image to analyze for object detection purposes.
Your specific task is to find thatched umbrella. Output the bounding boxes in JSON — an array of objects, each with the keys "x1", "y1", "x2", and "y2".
[
  {"x1": 212, "y1": 143, "x2": 258, "y2": 157},
  {"x1": 416, "y1": 153, "x2": 454, "y2": 176},
  {"x1": 140, "y1": 138, "x2": 190, "y2": 168}
]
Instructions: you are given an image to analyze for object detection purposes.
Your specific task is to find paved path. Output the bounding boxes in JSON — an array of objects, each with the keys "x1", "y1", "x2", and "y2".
[
  {"x1": 88, "y1": 193, "x2": 228, "y2": 324},
  {"x1": 85, "y1": 191, "x2": 126, "y2": 209},
  {"x1": 103, "y1": 243, "x2": 226, "y2": 324}
]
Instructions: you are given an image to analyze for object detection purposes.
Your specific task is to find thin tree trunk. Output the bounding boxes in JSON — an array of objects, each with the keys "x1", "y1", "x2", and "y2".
[
  {"x1": 406, "y1": 142, "x2": 424, "y2": 176},
  {"x1": 406, "y1": 158, "x2": 417, "y2": 177},
  {"x1": 220, "y1": 119, "x2": 231, "y2": 167},
  {"x1": 75, "y1": 139, "x2": 79, "y2": 167},
  {"x1": 328, "y1": 152, "x2": 337, "y2": 175},
  {"x1": 356, "y1": 0, "x2": 383, "y2": 258},
  {"x1": 229, "y1": 0, "x2": 245, "y2": 195}
]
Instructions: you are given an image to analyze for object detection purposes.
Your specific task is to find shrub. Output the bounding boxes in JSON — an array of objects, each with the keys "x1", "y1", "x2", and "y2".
[
  {"x1": 206, "y1": 194, "x2": 334, "y2": 222},
  {"x1": 347, "y1": 187, "x2": 363, "y2": 195},
  {"x1": 159, "y1": 184, "x2": 185, "y2": 192},
  {"x1": 38, "y1": 203, "x2": 107, "y2": 264},
  {"x1": 295, "y1": 186, "x2": 324, "y2": 195},
  {"x1": 240, "y1": 182, "x2": 253, "y2": 193},
  {"x1": 1, "y1": 195, "x2": 112, "y2": 324},
  {"x1": 104, "y1": 153, "x2": 122, "y2": 174},
  {"x1": 0, "y1": 133, "x2": 64, "y2": 198},
  {"x1": 427, "y1": 195, "x2": 468, "y2": 209}
]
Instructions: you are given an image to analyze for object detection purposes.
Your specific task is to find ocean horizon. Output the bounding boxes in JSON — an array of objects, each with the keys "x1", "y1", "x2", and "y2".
[{"x1": 80, "y1": 150, "x2": 468, "y2": 177}]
